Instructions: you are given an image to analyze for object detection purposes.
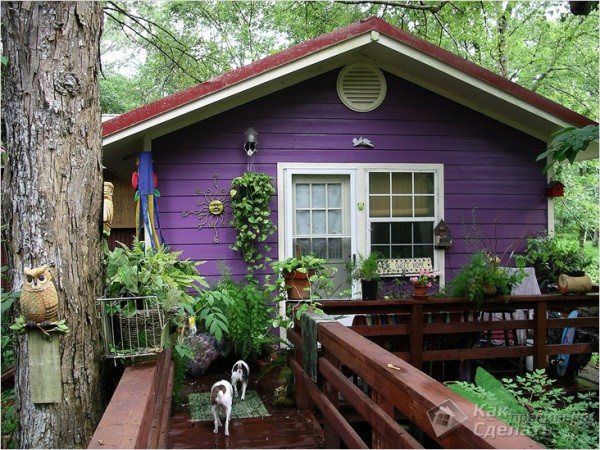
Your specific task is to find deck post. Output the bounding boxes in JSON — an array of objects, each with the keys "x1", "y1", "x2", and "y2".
[
  {"x1": 293, "y1": 322, "x2": 314, "y2": 410},
  {"x1": 533, "y1": 301, "x2": 548, "y2": 370},
  {"x1": 409, "y1": 303, "x2": 424, "y2": 370}
]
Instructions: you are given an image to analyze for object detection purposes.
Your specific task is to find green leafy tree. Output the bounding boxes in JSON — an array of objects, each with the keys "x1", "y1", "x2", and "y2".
[
  {"x1": 99, "y1": 1, "x2": 599, "y2": 119},
  {"x1": 537, "y1": 125, "x2": 599, "y2": 173},
  {"x1": 99, "y1": 72, "x2": 148, "y2": 114},
  {"x1": 555, "y1": 160, "x2": 599, "y2": 245}
]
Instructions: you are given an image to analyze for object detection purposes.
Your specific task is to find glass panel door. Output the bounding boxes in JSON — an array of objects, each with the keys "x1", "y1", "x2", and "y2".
[{"x1": 292, "y1": 175, "x2": 352, "y2": 297}]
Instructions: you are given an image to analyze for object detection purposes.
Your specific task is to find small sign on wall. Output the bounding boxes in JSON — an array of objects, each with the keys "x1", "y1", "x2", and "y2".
[{"x1": 377, "y1": 258, "x2": 433, "y2": 276}]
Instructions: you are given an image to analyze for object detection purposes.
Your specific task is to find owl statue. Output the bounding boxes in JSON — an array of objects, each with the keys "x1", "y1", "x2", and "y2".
[
  {"x1": 103, "y1": 181, "x2": 115, "y2": 236},
  {"x1": 20, "y1": 265, "x2": 59, "y2": 324}
]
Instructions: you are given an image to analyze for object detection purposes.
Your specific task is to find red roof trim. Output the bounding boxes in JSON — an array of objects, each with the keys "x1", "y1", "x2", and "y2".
[{"x1": 102, "y1": 17, "x2": 595, "y2": 138}]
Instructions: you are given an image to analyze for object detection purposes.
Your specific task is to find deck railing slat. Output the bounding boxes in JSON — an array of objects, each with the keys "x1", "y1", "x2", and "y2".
[
  {"x1": 318, "y1": 356, "x2": 423, "y2": 448},
  {"x1": 289, "y1": 357, "x2": 369, "y2": 449}
]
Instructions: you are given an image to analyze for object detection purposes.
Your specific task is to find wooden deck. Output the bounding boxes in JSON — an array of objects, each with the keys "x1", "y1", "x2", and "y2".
[
  {"x1": 167, "y1": 357, "x2": 324, "y2": 449},
  {"x1": 88, "y1": 293, "x2": 597, "y2": 449}
]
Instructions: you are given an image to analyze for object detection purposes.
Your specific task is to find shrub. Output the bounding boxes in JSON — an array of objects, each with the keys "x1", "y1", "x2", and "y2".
[
  {"x1": 448, "y1": 367, "x2": 599, "y2": 448},
  {"x1": 200, "y1": 274, "x2": 276, "y2": 362},
  {"x1": 523, "y1": 234, "x2": 593, "y2": 293}
]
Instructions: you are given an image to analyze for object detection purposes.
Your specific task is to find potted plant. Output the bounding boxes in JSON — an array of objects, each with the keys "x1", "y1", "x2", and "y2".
[
  {"x1": 348, "y1": 252, "x2": 384, "y2": 300},
  {"x1": 409, "y1": 269, "x2": 438, "y2": 299},
  {"x1": 268, "y1": 254, "x2": 335, "y2": 300},
  {"x1": 450, "y1": 250, "x2": 526, "y2": 307},
  {"x1": 102, "y1": 239, "x2": 212, "y2": 358}
]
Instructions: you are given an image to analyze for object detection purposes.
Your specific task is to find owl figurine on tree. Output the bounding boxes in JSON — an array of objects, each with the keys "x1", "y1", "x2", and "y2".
[{"x1": 20, "y1": 265, "x2": 59, "y2": 325}]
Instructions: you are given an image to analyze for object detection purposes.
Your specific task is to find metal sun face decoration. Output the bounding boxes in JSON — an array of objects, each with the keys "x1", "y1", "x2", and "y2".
[{"x1": 181, "y1": 173, "x2": 233, "y2": 242}]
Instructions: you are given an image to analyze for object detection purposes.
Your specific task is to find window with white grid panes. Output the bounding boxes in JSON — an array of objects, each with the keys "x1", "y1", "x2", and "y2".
[
  {"x1": 368, "y1": 172, "x2": 436, "y2": 261},
  {"x1": 293, "y1": 178, "x2": 350, "y2": 262}
]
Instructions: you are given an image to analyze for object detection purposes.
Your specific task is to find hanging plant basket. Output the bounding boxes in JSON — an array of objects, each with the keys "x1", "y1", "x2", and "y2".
[
  {"x1": 230, "y1": 172, "x2": 277, "y2": 274},
  {"x1": 97, "y1": 296, "x2": 167, "y2": 360}
]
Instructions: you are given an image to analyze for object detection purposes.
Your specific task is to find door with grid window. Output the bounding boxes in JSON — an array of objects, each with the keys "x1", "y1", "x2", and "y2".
[{"x1": 290, "y1": 175, "x2": 352, "y2": 296}]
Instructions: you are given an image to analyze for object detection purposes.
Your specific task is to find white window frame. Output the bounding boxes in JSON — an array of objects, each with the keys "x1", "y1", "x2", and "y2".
[{"x1": 366, "y1": 165, "x2": 443, "y2": 279}]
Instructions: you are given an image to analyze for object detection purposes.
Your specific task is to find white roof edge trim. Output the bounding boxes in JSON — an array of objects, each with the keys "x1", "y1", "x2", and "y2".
[
  {"x1": 103, "y1": 34, "x2": 374, "y2": 147},
  {"x1": 377, "y1": 35, "x2": 578, "y2": 131}
]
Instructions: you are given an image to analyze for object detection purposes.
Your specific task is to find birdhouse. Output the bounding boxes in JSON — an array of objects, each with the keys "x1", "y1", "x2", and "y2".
[
  {"x1": 546, "y1": 181, "x2": 564, "y2": 198},
  {"x1": 434, "y1": 220, "x2": 453, "y2": 249}
]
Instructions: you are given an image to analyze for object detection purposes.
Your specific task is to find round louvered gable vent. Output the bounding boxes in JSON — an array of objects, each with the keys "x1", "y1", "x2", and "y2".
[{"x1": 337, "y1": 63, "x2": 387, "y2": 112}]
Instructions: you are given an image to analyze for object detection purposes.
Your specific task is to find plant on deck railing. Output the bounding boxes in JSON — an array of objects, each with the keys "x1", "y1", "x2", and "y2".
[
  {"x1": 450, "y1": 250, "x2": 526, "y2": 307},
  {"x1": 448, "y1": 367, "x2": 599, "y2": 448},
  {"x1": 523, "y1": 233, "x2": 593, "y2": 293}
]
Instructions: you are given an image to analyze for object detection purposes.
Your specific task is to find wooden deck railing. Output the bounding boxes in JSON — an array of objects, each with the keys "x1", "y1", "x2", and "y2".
[
  {"x1": 87, "y1": 346, "x2": 174, "y2": 449},
  {"x1": 288, "y1": 294, "x2": 598, "y2": 449},
  {"x1": 314, "y1": 294, "x2": 598, "y2": 371}
]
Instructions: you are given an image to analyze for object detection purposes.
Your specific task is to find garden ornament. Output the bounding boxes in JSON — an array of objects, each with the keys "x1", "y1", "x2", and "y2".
[
  {"x1": 132, "y1": 152, "x2": 165, "y2": 248},
  {"x1": 21, "y1": 265, "x2": 58, "y2": 324}
]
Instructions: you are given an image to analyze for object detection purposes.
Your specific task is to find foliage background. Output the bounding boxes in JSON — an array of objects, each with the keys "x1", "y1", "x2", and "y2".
[{"x1": 99, "y1": 1, "x2": 599, "y2": 119}]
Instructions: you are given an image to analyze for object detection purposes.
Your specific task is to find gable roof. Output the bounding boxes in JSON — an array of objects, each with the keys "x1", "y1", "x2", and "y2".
[{"x1": 102, "y1": 17, "x2": 597, "y2": 178}]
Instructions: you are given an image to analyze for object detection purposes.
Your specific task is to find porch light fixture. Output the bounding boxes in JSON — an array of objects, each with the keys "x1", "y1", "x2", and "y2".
[{"x1": 244, "y1": 127, "x2": 258, "y2": 157}]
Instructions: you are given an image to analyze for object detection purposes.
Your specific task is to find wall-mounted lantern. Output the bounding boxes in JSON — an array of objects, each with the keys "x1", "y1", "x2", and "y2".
[
  {"x1": 244, "y1": 127, "x2": 258, "y2": 157},
  {"x1": 546, "y1": 180, "x2": 564, "y2": 198},
  {"x1": 434, "y1": 219, "x2": 452, "y2": 249}
]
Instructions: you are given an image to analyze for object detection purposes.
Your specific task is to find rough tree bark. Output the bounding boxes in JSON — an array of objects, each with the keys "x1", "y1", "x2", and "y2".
[{"x1": 1, "y1": 2, "x2": 105, "y2": 448}]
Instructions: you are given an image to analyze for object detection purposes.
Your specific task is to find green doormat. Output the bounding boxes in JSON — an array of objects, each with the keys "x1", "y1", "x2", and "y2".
[{"x1": 189, "y1": 390, "x2": 270, "y2": 421}]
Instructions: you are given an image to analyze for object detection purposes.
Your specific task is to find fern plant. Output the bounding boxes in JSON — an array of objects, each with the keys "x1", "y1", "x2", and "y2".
[
  {"x1": 105, "y1": 239, "x2": 207, "y2": 310},
  {"x1": 348, "y1": 252, "x2": 383, "y2": 282}
]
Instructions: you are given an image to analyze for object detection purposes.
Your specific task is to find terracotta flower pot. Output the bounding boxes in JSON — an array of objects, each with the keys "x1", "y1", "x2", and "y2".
[
  {"x1": 483, "y1": 284, "x2": 497, "y2": 297},
  {"x1": 412, "y1": 283, "x2": 429, "y2": 299},
  {"x1": 258, "y1": 359, "x2": 271, "y2": 372},
  {"x1": 284, "y1": 270, "x2": 314, "y2": 299}
]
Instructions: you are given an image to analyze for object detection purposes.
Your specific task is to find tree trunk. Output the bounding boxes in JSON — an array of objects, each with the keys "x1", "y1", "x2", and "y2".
[
  {"x1": 494, "y1": 1, "x2": 511, "y2": 78},
  {"x1": 1, "y1": 2, "x2": 105, "y2": 448}
]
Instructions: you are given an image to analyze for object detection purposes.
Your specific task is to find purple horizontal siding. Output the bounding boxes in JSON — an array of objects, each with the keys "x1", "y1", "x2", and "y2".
[{"x1": 152, "y1": 69, "x2": 547, "y2": 281}]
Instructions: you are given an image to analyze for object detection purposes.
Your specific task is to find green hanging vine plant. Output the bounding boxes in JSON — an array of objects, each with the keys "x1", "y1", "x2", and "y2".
[{"x1": 230, "y1": 172, "x2": 277, "y2": 275}]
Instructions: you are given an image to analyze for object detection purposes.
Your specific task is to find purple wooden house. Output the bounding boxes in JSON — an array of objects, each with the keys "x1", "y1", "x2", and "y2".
[{"x1": 102, "y1": 17, "x2": 597, "y2": 296}]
